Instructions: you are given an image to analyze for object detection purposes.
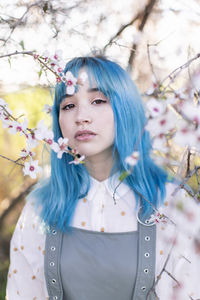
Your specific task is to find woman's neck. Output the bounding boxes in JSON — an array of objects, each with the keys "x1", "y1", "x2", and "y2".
[{"x1": 85, "y1": 152, "x2": 114, "y2": 182}]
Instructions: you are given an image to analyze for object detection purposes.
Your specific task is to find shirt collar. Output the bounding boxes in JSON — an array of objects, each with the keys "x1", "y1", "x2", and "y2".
[{"x1": 87, "y1": 172, "x2": 131, "y2": 202}]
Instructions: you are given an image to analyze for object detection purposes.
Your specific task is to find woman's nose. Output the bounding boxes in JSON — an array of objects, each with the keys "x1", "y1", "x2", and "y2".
[{"x1": 75, "y1": 105, "x2": 92, "y2": 125}]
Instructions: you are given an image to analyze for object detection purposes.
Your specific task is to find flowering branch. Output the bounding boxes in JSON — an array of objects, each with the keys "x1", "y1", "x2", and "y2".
[
  {"x1": 0, "y1": 50, "x2": 34, "y2": 59},
  {"x1": 159, "y1": 53, "x2": 200, "y2": 96}
]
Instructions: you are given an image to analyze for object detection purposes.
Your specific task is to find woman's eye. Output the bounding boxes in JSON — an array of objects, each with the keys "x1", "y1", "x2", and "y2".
[
  {"x1": 62, "y1": 103, "x2": 75, "y2": 110},
  {"x1": 92, "y1": 99, "x2": 107, "y2": 104}
]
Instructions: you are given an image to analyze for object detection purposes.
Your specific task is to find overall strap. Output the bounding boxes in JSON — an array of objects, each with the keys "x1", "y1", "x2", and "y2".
[
  {"x1": 44, "y1": 227, "x2": 63, "y2": 300},
  {"x1": 132, "y1": 218, "x2": 157, "y2": 300},
  {"x1": 44, "y1": 222, "x2": 156, "y2": 300}
]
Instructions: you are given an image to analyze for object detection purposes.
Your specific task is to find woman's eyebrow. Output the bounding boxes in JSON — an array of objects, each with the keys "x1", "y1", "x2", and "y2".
[{"x1": 87, "y1": 87, "x2": 100, "y2": 93}]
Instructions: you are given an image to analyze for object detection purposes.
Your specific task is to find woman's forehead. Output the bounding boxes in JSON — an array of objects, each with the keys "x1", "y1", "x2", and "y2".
[{"x1": 78, "y1": 68, "x2": 96, "y2": 87}]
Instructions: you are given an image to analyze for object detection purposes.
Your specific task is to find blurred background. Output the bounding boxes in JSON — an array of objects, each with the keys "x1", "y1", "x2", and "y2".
[{"x1": 0, "y1": 0, "x2": 200, "y2": 297}]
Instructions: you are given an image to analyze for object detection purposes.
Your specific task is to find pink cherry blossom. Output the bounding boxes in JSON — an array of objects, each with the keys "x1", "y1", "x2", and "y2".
[
  {"x1": 152, "y1": 134, "x2": 168, "y2": 153},
  {"x1": 42, "y1": 51, "x2": 49, "y2": 62},
  {"x1": 125, "y1": 151, "x2": 139, "y2": 166},
  {"x1": 26, "y1": 132, "x2": 38, "y2": 149},
  {"x1": 34, "y1": 120, "x2": 53, "y2": 142},
  {"x1": 51, "y1": 137, "x2": 69, "y2": 158},
  {"x1": 42, "y1": 104, "x2": 52, "y2": 114},
  {"x1": 149, "y1": 208, "x2": 168, "y2": 224},
  {"x1": 181, "y1": 102, "x2": 200, "y2": 124},
  {"x1": 23, "y1": 159, "x2": 42, "y2": 179},
  {"x1": 34, "y1": 120, "x2": 54, "y2": 145},
  {"x1": 8, "y1": 119, "x2": 28, "y2": 136},
  {"x1": 20, "y1": 148, "x2": 35, "y2": 160},
  {"x1": 173, "y1": 120, "x2": 196, "y2": 148},
  {"x1": 146, "y1": 76, "x2": 158, "y2": 95},
  {"x1": 146, "y1": 98, "x2": 166, "y2": 118},
  {"x1": 64, "y1": 71, "x2": 77, "y2": 95},
  {"x1": 0, "y1": 113, "x2": 10, "y2": 126},
  {"x1": 56, "y1": 67, "x2": 63, "y2": 73},
  {"x1": 69, "y1": 155, "x2": 85, "y2": 165},
  {"x1": 145, "y1": 110, "x2": 176, "y2": 137},
  {"x1": 48, "y1": 50, "x2": 64, "y2": 70}
]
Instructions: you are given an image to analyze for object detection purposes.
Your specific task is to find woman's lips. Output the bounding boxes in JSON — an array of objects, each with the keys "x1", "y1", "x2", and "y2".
[{"x1": 75, "y1": 130, "x2": 96, "y2": 141}]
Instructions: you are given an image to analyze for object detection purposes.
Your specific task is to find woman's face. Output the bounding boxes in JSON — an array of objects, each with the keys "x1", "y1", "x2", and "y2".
[{"x1": 59, "y1": 70, "x2": 115, "y2": 162}]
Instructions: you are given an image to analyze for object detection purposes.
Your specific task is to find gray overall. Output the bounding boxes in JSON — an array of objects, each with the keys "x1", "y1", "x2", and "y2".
[{"x1": 44, "y1": 218, "x2": 156, "y2": 300}]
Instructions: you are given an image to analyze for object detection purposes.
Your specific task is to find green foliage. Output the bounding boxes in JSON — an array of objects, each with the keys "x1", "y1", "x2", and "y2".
[
  {"x1": 119, "y1": 171, "x2": 129, "y2": 181},
  {"x1": 19, "y1": 40, "x2": 25, "y2": 51}
]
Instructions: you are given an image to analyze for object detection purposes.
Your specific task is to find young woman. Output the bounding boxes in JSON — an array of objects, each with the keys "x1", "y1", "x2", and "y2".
[{"x1": 6, "y1": 56, "x2": 200, "y2": 299}]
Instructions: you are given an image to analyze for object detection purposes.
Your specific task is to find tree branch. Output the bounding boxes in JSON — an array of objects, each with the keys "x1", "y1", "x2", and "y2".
[
  {"x1": 127, "y1": 0, "x2": 157, "y2": 72},
  {"x1": 103, "y1": 11, "x2": 142, "y2": 53},
  {"x1": 0, "y1": 50, "x2": 34, "y2": 59}
]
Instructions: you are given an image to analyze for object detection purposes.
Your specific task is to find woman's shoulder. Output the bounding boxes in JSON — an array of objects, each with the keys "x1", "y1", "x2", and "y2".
[{"x1": 11, "y1": 197, "x2": 47, "y2": 248}]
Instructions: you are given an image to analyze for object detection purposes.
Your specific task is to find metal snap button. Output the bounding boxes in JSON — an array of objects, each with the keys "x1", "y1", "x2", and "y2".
[
  {"x1": 51, "y1": 246, "x2": 56, "y2": 251},
  {"x1": 144, "y1": 252, "x2": 150, "y2": 257},
  {"x1": 145, "y1": 219, "x2": 150, "y2": 224},
  {"x1": 52, "y1": 229, "x2": 57, "y2": 235},
  {"x1": 141, "y1": 286, "x2": 146, "y2": 291},
  {"x1": 144, "y1": 268, "x2": 149, "y2": 273},
  {"x1": 50, "y1": 262, "x2": 55, "y2": 267},
  {"x1": 145, "y1": 236, "x2": 150, "y2": 241},
  {"x1": 52, "y1": 278, "x2": 56, "y2": 284},
  {"x1": 53, "y1": 296, "x2": 58, "y2": 300}
]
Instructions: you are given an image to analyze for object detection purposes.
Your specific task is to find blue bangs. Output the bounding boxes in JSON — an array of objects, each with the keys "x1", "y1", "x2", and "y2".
[{"x1": 30, "y1": 56, "x2": 169, "y2": 231}]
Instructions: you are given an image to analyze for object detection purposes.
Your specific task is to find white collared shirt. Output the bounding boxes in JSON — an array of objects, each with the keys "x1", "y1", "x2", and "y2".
[
  {"x1": 6, "y1": 178, "x2": 200, "y2": 299},
  {"x1": 71, "y1": 175, "x2": 138, "y2": 232}
]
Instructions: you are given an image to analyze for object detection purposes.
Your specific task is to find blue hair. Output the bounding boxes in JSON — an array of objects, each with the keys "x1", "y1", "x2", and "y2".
[{"x1": 31, "y1": 56, "x2": 169, "y2": 231}]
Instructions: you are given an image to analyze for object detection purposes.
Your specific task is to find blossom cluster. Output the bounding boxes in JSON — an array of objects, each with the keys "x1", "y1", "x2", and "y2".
[
  {"x1": 0, "y1": 98, "x2": 85, "y2": 179},
  {"x1": 33, "y1": 50, "x2": 86, "y2": 95},
  {"x1": 145, "y1": 88, "x2": 200, "y2": 160}
]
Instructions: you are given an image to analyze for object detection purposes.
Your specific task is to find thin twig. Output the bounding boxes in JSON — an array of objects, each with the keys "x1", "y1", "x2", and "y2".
[
  {"x1": 0, "y1": 50, "x2": 34, "y2": 59},
  {"x1": 0, "y1": 154, "x2": 24, "y2": 166},
  {"x1": 103, "y1": 11, "x2": 142, "y2": 53},
  {"x1": 164, "y1": 268, "x2": 181, "y2": 285},
  {"x1": 0, "y1": 50, "x2": 61, "y2": 80},
  {"x1": 147, "y1": 43, "x2": 158, "y2": 82},
  {"x1": 159, "y1": 53, "x2": 200, "y2": 96},
  {"x1": 171, "y1": 166, "x2": 200, "y2": 198},
  {"x1": 186, "y1": 148, "x2": 191, "y2": 174}
]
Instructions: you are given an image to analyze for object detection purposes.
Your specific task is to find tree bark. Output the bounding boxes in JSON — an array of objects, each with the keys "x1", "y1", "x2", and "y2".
[{"x1": 127, "y1": 0, "x2": 157, "y2": 72}]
